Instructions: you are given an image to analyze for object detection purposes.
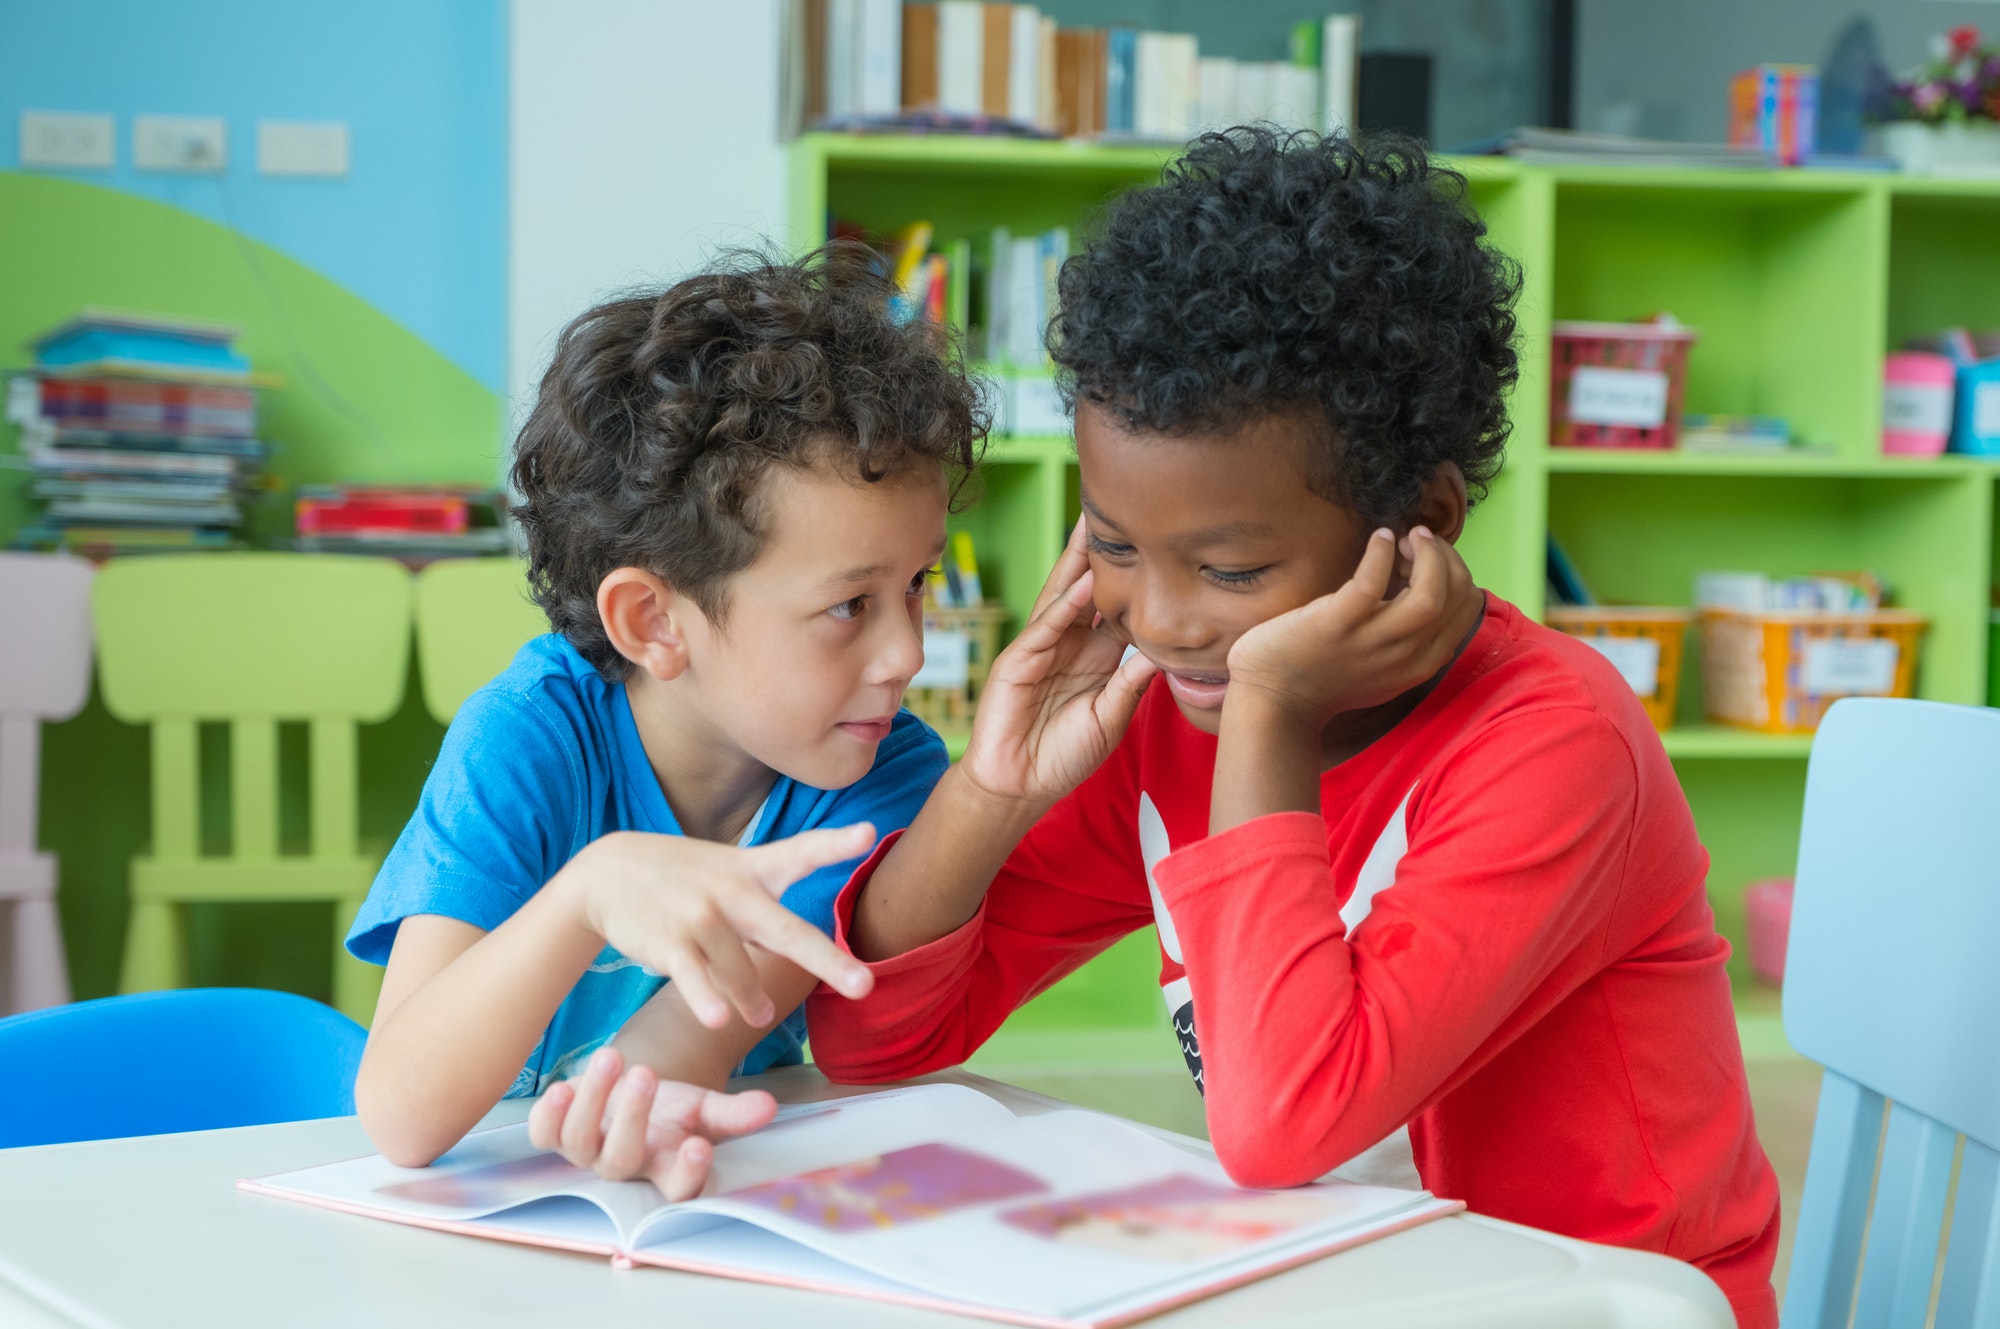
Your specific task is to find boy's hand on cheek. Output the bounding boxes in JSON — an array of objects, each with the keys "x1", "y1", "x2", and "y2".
[
  {"x1": 1225, "y1": 526, "x2": 1480, "y2": 733},
  {"x1": 960, "y1": 518, "x2": 1159, "y2": 811},
  {"x1": 526, "y1": 1046, "x2": 778, "y2": 1199}
]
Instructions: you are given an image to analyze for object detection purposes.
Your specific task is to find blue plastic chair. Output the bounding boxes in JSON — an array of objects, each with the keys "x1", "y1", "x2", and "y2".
[
  {"x1": 1782, "y1": 699, "x2": 2000, "y2": 1328},
  {"x1": 0, "y1": 988, "x2": 366, "y2": 1149}
]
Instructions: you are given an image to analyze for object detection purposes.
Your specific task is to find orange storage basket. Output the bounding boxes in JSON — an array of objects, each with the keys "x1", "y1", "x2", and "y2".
[
  {"x1": 1546, "y1": 606, "x2": 1691, "y2": 732},
  {"x1": 902, "y1": 604, "x2": 1009, "y2": 737},
  {"x1": 1698, "y1": 609, "x2": 1926, "y2": 735}
]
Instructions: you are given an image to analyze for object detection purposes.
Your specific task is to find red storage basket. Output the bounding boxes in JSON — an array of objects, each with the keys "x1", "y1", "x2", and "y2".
[{"x1": 1551, "y1": 319, "x2": 1699, "y2": 450}]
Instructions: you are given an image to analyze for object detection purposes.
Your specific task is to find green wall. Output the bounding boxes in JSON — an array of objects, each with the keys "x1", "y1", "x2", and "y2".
[{"x1": 2, "y1": 172, "x2": 502, "y2": 1000}]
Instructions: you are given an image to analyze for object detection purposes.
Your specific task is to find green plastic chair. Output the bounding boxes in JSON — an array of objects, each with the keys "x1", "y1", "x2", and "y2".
[
  {"x1": 92, "y1": 554, "x2": 412, "y2": 1024},
  {"x1": 412, "y1": 558, "x2": 546, "y2": 723}
]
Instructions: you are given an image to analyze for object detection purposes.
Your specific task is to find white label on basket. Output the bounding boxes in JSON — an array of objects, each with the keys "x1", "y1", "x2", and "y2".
[
  {"x1": 1568, "y1": 366, "x2": 1670, "y2": 429},
  {"x1": 1581, "y1": 635, "x2": 1662, "y2": 698},
  {"x1": 1801, "y1": 638, "x2": 1898, "y2": 696},
  {"x1": 1975, "y1": 381, "x2": 2000, "y2": 439},
  {"x1": 911, "y1": 629, "x2": 971, "y2": 690},
  {"x1": 1884, "y1": 382, "x2": 1953, "y2": 436}
]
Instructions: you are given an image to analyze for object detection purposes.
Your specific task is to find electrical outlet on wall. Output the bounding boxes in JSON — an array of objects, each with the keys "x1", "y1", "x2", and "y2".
[
  {"x1": 20, "y1": 111, "x2": 115, "y2": 169},
  {"x1": 133, "y1": 115, "x2": 227, "y2": 173}
]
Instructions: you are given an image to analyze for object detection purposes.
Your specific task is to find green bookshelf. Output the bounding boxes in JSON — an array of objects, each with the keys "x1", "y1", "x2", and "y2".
[{"x1": 788, "y1": 134, "x2": 2000, "y2": 1062}]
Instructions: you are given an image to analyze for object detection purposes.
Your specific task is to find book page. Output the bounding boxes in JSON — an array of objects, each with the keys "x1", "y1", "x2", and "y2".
[{"x1": 652, "y1": 1099, "x2": 1446, "y2": 1322}]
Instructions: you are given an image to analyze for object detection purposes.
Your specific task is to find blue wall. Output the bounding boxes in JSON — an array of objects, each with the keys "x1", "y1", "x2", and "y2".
[{"x1": 0, "y1": 0, "x2": 507, "y2": 392}]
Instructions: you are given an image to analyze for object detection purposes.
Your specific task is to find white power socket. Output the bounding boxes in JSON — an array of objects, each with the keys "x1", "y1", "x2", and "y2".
[
  {"x1": 134, "y1": 115, "x2": 227, "y2": 173},
  {"x1": 20, "y1": 111, "x2": 115, "y2": 169}
]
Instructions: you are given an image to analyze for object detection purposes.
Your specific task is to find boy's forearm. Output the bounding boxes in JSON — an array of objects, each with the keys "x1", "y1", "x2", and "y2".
[
  {"x1": 1210, "y1": 694, "x2": 1323, "y2": 837},
  {"x1": 355, "y1": 869, "x2": 604, "y2": 1166},
  {"x1": 848, "y1": 764, "x2": 1043, "y2": 961},
  {"x1": 613, "y1": 954, "x2": 821, "y2": 1089}
]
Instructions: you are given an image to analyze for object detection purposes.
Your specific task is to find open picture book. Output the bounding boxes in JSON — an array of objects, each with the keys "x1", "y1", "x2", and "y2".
[{"x1": 241, "y1": 1081, "x2": 1458, "y2": 1329}]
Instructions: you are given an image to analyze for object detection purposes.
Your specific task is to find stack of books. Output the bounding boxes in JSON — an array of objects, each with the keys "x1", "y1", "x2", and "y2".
[
  {"x1": 784, "y1": 3, "x2": 1361, "y2": 143},
  {"x1": 5, "y1": 310, "x2": 270, "y2": 555},
  {"x1": 294, "y1": 484, "x2": 510, "y2": 565}
]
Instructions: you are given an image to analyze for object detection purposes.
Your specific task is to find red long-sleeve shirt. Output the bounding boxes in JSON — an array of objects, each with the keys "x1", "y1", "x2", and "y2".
[{"x1": 809, "y1": 595, "x2": 1779, "y2": 1327}]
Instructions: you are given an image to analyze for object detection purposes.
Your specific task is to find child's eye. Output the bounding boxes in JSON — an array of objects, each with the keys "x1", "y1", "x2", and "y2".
[
  {"x1": 1085, "y1": 533, "x2": 1135, "y2": 559},
  {"x1": 1205, "y1": 566, "x2": 1271, "y2": 588},
  {"x1": 908, "y1": 567, "x2": 940, "y2": 596},
  {"x1": 828, "y1": 595, "x2": 868, "y2": 621}
]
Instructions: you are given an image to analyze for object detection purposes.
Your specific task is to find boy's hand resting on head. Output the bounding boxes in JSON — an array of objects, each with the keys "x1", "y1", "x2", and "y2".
[
  {"x1": 526, "y1": 1045, "x2": 777, "y2": 1199},
  {"x1": 555, "y1": 824, "x2": 879, "y2": 1031},
  {"x1": 958, "y1": 518, "x2": 1160, "y2": 813},
  {"x1": 1226, "y1": 526, "x2": 1482, "y2": 733}
]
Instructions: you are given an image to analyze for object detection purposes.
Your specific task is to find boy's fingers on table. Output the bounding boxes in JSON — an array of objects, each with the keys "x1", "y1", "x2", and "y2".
[
  {"x1": 647, "y1": 1083, "x2": 778, "y2": 1140},
  {"x1": 655, "y1": 1134, "x2": 715, "y2": 1203},
  {"x1": 595, "y1": 1068, "x2": 657, "y2": 1179},
  {"x1": 558, "y1": 1047, "x2": 623, "y2": 1162},
  {"x1": 526, "y1": 1080, "x2": 573, "y2": 1151}
]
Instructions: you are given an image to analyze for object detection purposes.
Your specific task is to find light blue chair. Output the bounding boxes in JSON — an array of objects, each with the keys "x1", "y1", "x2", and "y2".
[
  {"x1": 1782, "y1": 698, "x2": 2000, "y2": 1328},
  {"x1": 0, "y1": 988, "x2": 366, "y2": 1149}
]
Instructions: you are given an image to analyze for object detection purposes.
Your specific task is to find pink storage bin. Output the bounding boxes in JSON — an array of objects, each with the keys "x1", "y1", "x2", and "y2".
[
  {"x1": 1882, "y1": 351, "x2": 1956, "y2": 456},
  {"x1": 1744, "y1": 877, "x2": 1794, "y2": 986},
  {"x1": 1550, "y1": 318, "x2": 1699, "y2": 450}
]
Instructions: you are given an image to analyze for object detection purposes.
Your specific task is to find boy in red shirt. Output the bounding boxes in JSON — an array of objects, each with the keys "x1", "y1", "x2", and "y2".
[{"x1": 807, "y1": 129, "x2": 1781, "y2": 1326}]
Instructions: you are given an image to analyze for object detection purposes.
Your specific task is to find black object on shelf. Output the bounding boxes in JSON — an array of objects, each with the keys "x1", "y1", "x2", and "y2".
[{"x1": 1358, "y1": 52, "x2": 1433, "y2": 143}]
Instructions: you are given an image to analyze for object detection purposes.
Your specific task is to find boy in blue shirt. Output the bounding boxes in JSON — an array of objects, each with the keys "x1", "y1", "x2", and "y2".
[{"x1": 349, "y1": 247, "x2": 980, "y2": 1195}]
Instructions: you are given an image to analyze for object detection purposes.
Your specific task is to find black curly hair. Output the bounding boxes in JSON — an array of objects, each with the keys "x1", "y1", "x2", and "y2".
[
  {"x1": 1051, "y1": 127, "x2": 1520, "y2": 524},
  {"x1": 511, "y1": 243, "x2": 987, "y2": 679}
]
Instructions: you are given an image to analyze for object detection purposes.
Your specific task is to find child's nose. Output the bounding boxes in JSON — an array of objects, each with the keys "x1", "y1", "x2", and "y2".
[
  {"x1": 871, "y1": 607, "x2": 926, "y2": 687},
  {"x1": 1127, "y1": 575, "x2": 1212, "y2": 655}
]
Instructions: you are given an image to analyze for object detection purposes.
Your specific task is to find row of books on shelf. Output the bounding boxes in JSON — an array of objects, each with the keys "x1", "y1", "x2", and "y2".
[
  {"x1": 6, "y1": 311, "x2": 270, "y2": 554},
  {"x1": 7, "y1": 310, "x2": 511, "y2": 562},
  {"x1": 861, "y1": 218, "x2": 1068, "y2": 374},
  {"x1": 785, "y1": 1, "x2": 1360, "y2": 142}
]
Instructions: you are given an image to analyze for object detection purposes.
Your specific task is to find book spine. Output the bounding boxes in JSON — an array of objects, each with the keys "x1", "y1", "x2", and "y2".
[
  {"x1": 936, "y1": 0, "x2": 982, "y2": 114},
  {"x1": 857, "y1": 0, "x2": 902, "y2": 117},
  {"x1": 826, "y1": 0, "x2": 856, "y2": 119},
  {"x1": 980, "y1": 2, "x2": 1011, "y2": 117},
  {"x1": 1106, "y1": 27, "x2": 1135, "y2": 134},
  {"x1": 1321, "y1": 15, "x2": 1359, "y2": 136},
  {"x1": 1007, "y1": 4, "x2": 1040, "y2": 126},
  {"x1": 901, "y1": 4, "x2": 938, "y2": 108},
  {"x1": 1037, "y1": 13, "x2": 1057, "y2": 133}
]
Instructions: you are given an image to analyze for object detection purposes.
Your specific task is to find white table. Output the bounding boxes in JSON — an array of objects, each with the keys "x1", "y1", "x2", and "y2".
[{"x1": 0, "y1": 1067, "x2": 1732, "y2": 1328}]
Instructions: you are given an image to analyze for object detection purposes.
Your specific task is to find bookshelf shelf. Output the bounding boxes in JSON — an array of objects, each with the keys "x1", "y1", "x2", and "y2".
[
  {"x1": 1659, "y1": 725, "x2": 1814, "y2": 760},
  {"x1": 788, "y1": 132, "x2": 2000, "y2": 1017},
  {"x1": 1545, "y1": 450, "x2": 1994, "y2": 478}
]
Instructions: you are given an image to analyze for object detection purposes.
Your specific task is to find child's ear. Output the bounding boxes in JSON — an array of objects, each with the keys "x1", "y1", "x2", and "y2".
[
  {"x1": 596, "y1": 568, "x2": 694, "y2": 682},
  {"x1": 1408, "y1": 463, "x2": 1469, "y2": 545}
]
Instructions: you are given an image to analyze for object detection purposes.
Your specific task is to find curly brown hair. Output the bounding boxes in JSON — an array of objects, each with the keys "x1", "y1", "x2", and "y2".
[{"x1": 511, "y1": 244, "x2": 988, "y2": 679}]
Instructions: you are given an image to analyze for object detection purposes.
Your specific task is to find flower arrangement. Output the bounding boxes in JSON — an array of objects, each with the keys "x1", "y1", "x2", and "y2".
[{"x1": 1871, "y1": 25, "x2": 2000, "y2": 124}]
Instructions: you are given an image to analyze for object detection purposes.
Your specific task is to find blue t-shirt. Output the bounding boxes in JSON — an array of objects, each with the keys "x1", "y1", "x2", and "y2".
[{"x1": 347, "y1": 634, "x2": 947, "y2": 1098}]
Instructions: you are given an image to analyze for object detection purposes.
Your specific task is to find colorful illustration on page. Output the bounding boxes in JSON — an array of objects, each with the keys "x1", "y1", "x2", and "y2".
[
  {"x1": 1000, "y1": 1174, "x2": 1339, "y2": 1261},
  {"x1": 728, "y1": 1142, "x2": 1046, "y2": 1233}
]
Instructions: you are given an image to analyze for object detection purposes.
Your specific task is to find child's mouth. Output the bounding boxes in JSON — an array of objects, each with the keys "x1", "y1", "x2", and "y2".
[{"x1": 1162, "y1": 670, "x2": 1230, "y2": 710}]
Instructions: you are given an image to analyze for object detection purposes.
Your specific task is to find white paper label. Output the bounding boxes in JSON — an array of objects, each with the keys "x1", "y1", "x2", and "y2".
[
  {"x1": 911, "y1": 629, "x2": 971, "y2": 690},
  {"x1": 1568, "y1": 366, "x2": 1670, "y2": 428},
  {"x1": 1801, "y1": 638, "x2": 1898, "y2": 696},
  {"x1": 1581, "y1": 635, "x2": 1662, "y2": 697},
  {"x1": 1975, "y1": 381, "x2": 2000, "y2": 439},
  {"x1": 1883, "y1": 382, "x2": 1953, "y2": 436}
]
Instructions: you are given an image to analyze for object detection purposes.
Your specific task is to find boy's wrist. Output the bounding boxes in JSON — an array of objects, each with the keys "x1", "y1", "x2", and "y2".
[
  {"x1": 1211, "y1": 690, "x2": 1322, "y2": 836},
  {"x1": 942, "y1": 761, "x2": 1052, "y2": 842}
]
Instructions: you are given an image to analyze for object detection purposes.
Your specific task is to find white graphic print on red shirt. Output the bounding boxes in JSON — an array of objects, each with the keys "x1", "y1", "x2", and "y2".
[{"x1": 1141, "y1": 787, "x2": 1416, "y2": 1097}]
